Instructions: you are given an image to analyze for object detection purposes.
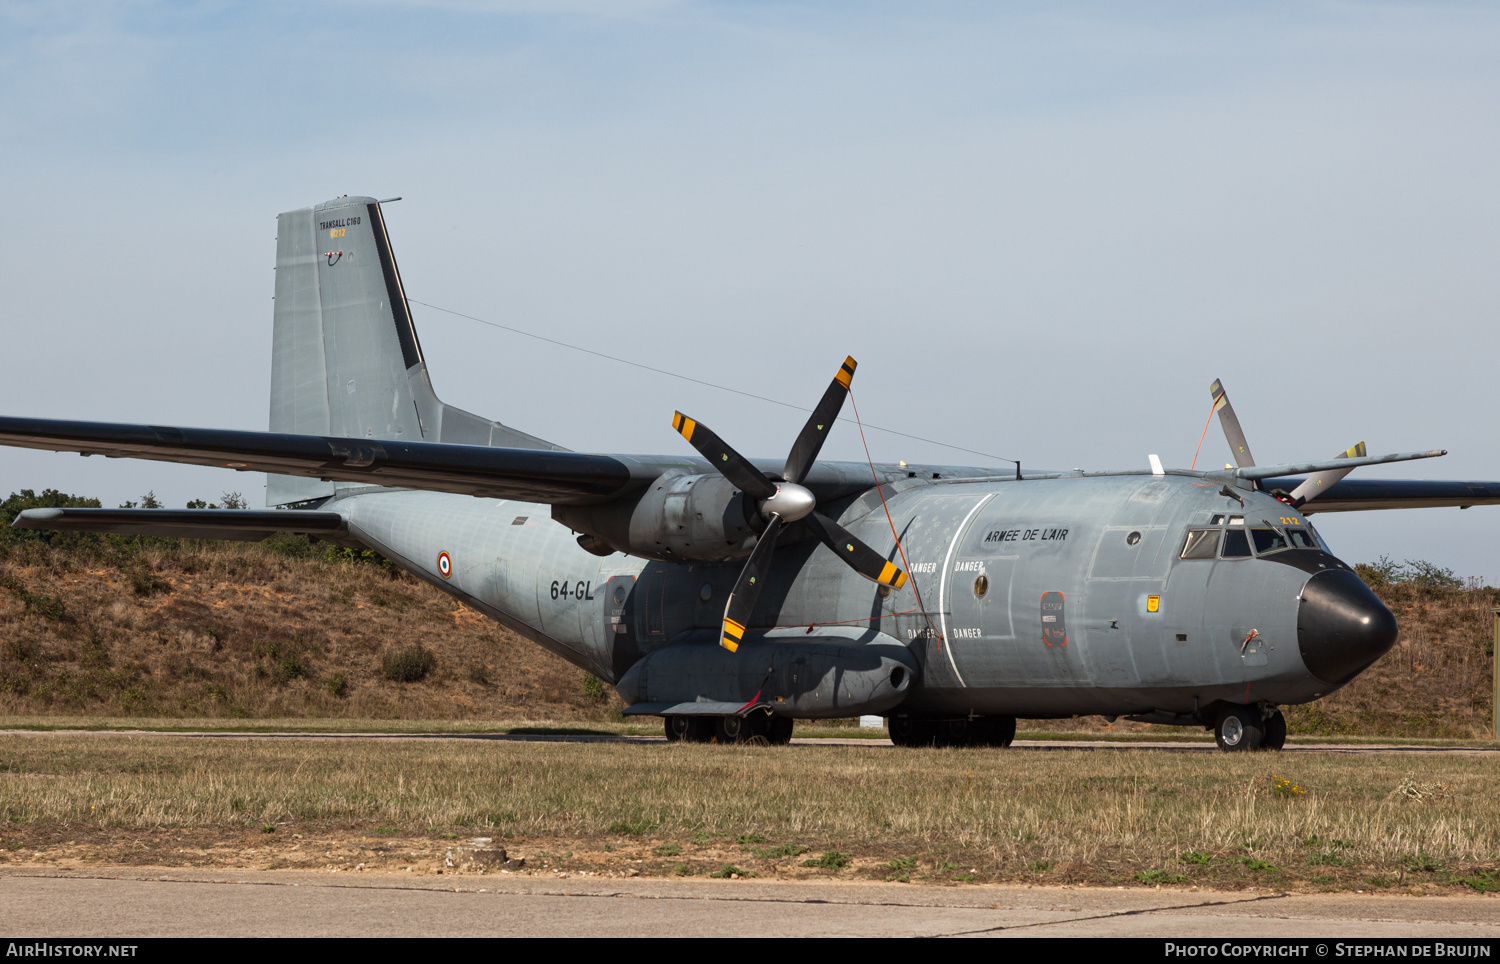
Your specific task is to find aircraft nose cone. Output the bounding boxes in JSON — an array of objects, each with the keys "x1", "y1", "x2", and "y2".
[{"x1": 1297, "y1": 568, "x2": 1398, "y2": 686}]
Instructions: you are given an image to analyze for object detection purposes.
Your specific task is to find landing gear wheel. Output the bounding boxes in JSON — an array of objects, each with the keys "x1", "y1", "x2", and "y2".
[
  {"x1": 1261, "y1": 709, "x2": 1286, "y2": 751},
  {"x1": 1214, "y1": 705, "x2": 1265, "y2": 752},
  {"x1": 969, "y1": 715, "x2": 1017, "y2": 748},
  {"x1": 889, "y1": 718, "x2": 937, "y2": 748},
  {"x1": 665, "y1": 716, "x2": 714, "y2": 743},
  {"x1": 936, "y1": 719, "x2": 970, "y2": 748},
  {"x1": 716, "y1": 713, "x2": 769, "y2": 744},
  {"x1": 765, "y1": 715, "x2": 794, "y2": 746}
]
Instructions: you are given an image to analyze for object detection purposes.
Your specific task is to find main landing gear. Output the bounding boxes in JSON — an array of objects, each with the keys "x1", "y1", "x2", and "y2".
[
  {"x1": 888, "y1": 715, "x2": 1016, "y2": 748},
  {"x1": 663, "y1": 711, "x2": 793, "y2": 746},
  {"x1": 1212, "y1": 704, "x2": 1286, "y2": 752}
]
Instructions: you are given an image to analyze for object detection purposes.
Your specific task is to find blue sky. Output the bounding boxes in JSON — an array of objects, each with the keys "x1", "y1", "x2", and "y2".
[{"x1": 2, "y1": 1, "x2": 1498, "y2": 577}]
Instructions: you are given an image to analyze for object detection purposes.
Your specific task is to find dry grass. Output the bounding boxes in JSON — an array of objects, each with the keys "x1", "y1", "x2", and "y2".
[
  {"x1": 0, "y1": 540, "x2": 612, "y2": 720},
  {"x1": 0, "y1": 735, "x2": 1497, "y2": 891}
]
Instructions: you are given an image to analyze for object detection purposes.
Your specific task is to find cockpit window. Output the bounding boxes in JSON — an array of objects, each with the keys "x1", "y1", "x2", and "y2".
[
  {"x1": 1221, "y1": 529, "x2": 1251, "y2": 558},
  {"x1": 1209, "y1": 514, "x2": 1226, "y2": 525},
  {"x1": 1287, "y1": 528, "x2": 1319, "y2": 549},
  {"x1": 1181, "y1": 529, "x2": 1220, "y2": 559},
  {"x1": 1251, "y1": 528, "x2": 1289, "y2": 554},
  {"x1": 1227, "y1": 515, "x2": 1244, "y2": 526}
]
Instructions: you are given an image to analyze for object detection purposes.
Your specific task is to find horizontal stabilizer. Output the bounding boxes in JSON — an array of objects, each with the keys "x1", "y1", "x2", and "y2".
[{"x1": 12, "y1": 508, "x2": 346, "y2": 542}]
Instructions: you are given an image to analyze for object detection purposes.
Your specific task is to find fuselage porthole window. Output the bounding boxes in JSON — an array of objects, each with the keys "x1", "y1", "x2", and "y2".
[{"x1": 1220, "y1": 528, "x2": 1252, "y2": 558}]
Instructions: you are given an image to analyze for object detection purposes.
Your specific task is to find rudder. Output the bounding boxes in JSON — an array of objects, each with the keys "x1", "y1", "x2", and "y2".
[{"x1": 268, "y1": 196, "x2": 562, "y2": 505}]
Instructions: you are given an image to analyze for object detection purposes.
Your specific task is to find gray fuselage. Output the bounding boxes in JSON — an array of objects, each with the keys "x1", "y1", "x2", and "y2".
[{"x1": 336, "y1": 471, "x2": 1378, "y2": 719}]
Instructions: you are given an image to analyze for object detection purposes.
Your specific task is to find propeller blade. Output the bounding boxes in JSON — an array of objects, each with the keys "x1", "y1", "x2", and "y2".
[
  {"x1": 1209, "y1": 378, "x2": 1256, "y2": 469},
  {"x1": 672, "y1": 411, "x2": 778, "y2": 501},
  {"x1": 803, "y1": 511, "x2": 908, "y2": 589},
  {"x1": 1286, "y1": 442, "x2": 1367, "y2": 507},
  {"x1": 783, "y1": 355, "x2": 857, "y2": 485},
  {"x1": 720, "y1": 515, "x2": 783, "y2": 652}
]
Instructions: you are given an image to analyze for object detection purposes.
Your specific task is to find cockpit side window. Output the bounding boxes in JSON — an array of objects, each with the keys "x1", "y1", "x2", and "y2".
[
  {"x1": 1180, "y1": 529, "x2": 1220, "y2": 559},
  {"x1": 1221, "y1": 528, "x2": 1251, "y2": 558},
  {"x1": 1251, "y1": 528, "x2": 1289, "y2": 554},
  {"x1": 1287, "y1": 528, "x2": 1319, "y2": 549}
]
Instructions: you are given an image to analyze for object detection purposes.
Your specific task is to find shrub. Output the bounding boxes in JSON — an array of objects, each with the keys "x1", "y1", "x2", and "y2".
[
  {"x1": 273, "y1": 655, "x2": 307, "y2": 684},
  {"x1": 325, "y1": 673, "x2": 349, "y2": 697},
  {"x1": 802, "y1": 851, "x2": 850, "y2": 870},
  {"x1": 382, "y1": 645, "x2": 436, "y2": 683},
  {"x1": 130, "y1": 568, "x2": 171, "y2": 598},
  {"x1": 1355, "y1": 556, "x2": 1463, "y2": 591},
  {"x1": 580, "y1": 674, "x2": 607, "y2": 704},
  {"x1": 324, "y1": 545, "x2": 397, "y2": 573}
]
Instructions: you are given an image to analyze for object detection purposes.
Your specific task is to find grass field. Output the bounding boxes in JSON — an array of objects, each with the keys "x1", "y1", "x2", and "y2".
[{"x1": 1, "y1": 734, "x2": 1497, "y2": 893}]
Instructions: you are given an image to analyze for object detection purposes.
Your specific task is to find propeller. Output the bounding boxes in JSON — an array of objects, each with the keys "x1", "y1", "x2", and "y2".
[
  {"x1": 1209, "y1": 378, "x2": 1257, "y2": 469},
  {"x1": 1285, "y1": 441, "x2": 1366, "y2": 508},
  {"x1": 673, "y1": 356, "x2": 908, "y2": 653},
  {"x1": 1209, "y1": 378, "x2": 1366, "y2": 508}
]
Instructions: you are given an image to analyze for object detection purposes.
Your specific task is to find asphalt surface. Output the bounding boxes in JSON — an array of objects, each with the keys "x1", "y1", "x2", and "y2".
[{"x1": 1, "y1": 869, "x2": 1497, "y2": 937}]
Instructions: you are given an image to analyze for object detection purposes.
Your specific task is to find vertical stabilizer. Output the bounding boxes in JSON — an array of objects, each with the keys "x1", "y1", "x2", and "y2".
[{"x1": 268, "y1": 196, "x2": 563, "y2": 506}]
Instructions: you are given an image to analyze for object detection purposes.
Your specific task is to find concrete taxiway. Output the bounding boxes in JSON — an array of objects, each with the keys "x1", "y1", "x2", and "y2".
[{"x1": 1, "y1": 869, "x2": 1497, "y2": 937}]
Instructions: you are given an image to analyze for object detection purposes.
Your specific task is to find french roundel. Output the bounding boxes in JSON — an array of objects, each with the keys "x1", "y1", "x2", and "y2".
[{"x1": 437, "y1": 551, "x2": 452, "y2": 578}]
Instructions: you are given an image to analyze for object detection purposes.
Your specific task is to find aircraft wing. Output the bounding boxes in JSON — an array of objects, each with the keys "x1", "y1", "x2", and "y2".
[
  {"x1": 1259, "y1": 476, "x2": 1500, "y2": 512},
  {"x1": 0, "y1": 415, "x2": 642, "y2": 505},
  {"x1": 0, "y1": 415, "x2": 937, "y2": 506},
  {"x1": 11, "y1": 507, "x2": 346, "y2": 542}
]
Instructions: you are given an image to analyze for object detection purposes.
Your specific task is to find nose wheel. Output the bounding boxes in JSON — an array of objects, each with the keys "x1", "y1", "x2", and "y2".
[{"x1": 1213, "y1": 705, "x2": 1285, "y2": 751}]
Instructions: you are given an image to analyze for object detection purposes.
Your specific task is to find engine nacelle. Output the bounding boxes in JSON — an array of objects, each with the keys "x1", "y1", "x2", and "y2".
[{"x1": 553, "y1": 472, "x2": 762, "y2": 562}]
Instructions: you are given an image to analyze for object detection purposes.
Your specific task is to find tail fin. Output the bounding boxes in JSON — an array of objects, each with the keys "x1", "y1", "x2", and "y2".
[{"x1": 268, "y1": 196, "x2": 562, "y2": 505}]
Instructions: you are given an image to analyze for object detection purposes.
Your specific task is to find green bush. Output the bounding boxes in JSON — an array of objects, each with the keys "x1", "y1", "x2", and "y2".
[
  {"x1": 382, "y1": 645, "x2": 436, "y2": 683},
  {"x1": 580, "y1": 674, "x2": 607, "y2": 704},
  {"x1": 324, "y1": 545, "x2": 397, "y2": 572},
  {"x1": 1355, "y1": 555, "x2": 1463, "y2": 591}
]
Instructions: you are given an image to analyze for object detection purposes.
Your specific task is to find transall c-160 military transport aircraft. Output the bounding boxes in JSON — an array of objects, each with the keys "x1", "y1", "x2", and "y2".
[{"x1": 3, "y1": 196, "x2": 1497, "y2": 751}]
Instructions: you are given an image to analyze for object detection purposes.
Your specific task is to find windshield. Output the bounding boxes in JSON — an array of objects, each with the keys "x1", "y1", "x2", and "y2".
[
  {"x1": 1180, "y1": 529, "x2": 1220, "y2": 559},
  {"x1": 1251, "y1": 528, "x2": 1289, "y2": 554},
  {"x1": 1287, "y1": 527, "x2": 1319, "y2": 549}
]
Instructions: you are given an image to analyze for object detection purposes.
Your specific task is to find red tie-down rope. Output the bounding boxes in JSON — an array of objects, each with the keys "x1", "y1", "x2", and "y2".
[{"x1": 847, "y1": 388, "x2": 944, "y2": 649}]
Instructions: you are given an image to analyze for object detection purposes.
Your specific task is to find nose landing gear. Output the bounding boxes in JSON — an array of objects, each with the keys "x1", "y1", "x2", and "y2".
[{"x1": 1213, "y1": 704, "x2": 1286, "y2": 752}]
